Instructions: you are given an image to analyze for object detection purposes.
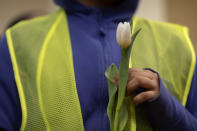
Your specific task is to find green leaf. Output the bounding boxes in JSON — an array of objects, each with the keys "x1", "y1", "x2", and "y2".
[{"x1": 105, "y1": 64, "x2": 119, "y2": 131}]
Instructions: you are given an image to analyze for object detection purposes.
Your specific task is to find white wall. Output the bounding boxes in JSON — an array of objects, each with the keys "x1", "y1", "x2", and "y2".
[
  {"x1": 136, "y1": 0, "x2": 167, "y2": 21},
  {"x1": 0, "y1": 0, "x2": 167, "y2": 35},
  {"x1": 0, "y1": 0, "x2": 54, "y2": 35},
  {"x1": 167, "y1": 0, "x2": 197, "y2": 52}
]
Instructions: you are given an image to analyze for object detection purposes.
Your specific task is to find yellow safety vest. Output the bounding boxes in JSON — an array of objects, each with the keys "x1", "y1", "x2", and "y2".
[{"x1": 6, "y1": 8, "x2": 196, "y2": 131}]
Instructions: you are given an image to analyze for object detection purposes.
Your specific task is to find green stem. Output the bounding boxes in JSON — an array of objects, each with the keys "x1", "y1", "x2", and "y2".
[
  {"x1": 105, "y1": 28, "x2": 141, "y2": 131},
  {"x1": 114, "y1": 46, "x2": 132, "y2": 130}
]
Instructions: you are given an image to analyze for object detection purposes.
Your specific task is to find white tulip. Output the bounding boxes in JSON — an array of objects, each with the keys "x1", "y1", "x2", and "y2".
[{"x1": 116, "y1": 22, "x2": 132, "y2": 48}]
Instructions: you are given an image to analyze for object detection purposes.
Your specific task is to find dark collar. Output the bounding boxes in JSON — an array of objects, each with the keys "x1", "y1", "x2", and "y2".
[{"x1": 54, "y1": 0, "x2": 139, "y2": 23}]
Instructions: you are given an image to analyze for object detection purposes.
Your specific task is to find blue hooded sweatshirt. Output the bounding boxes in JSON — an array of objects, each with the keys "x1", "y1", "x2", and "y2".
[{"x1": 0, "y1": 0, "x2": 197, "y2": 130}]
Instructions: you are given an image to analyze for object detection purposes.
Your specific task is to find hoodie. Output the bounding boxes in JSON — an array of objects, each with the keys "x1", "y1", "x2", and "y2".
[
  {"x1": 55, "y1": 0, "x2": 138, "y2": 130},
  {"x1": 0, "y1": 0, "x2": 197, "y2": 130}
]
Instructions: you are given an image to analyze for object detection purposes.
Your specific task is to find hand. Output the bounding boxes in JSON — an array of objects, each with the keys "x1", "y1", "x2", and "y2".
[
  {"x1": 127, "y1": 68, "x2": 160, "y2": 105},
  {"x1": 114, "y1": 68, "x2": 160, "y2": 105}
]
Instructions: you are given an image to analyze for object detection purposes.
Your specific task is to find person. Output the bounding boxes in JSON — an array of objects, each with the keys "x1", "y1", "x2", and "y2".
[{"x1": 0, "y1": 0, "x2": 196, "y2": 130}]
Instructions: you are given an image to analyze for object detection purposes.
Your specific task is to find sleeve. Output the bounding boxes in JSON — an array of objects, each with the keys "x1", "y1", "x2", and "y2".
[
  {"x1": 0, "y1": 35, "x2": 22, "y2": 131},
  {"x1": 146, "y1": 64, "x2": 197, "y2": 131}
]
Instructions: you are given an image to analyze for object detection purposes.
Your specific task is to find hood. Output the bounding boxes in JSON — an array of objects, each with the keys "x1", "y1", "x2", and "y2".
[{"x1": 54, "y1": 0, "x2": 139, "y2": 21}]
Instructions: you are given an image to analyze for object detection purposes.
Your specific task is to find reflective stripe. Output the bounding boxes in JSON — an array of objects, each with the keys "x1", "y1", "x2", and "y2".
[
  {"x1": 7, "y1": 9, "x2": 84, "y2": 130},
  {"x1": 6, "y1": 30, "x2": 27, "y2": 131},
  {"x1": 36, "y1": 10, "x2": 64, "y2": 131},
  {"x1": 182, "y1": 28, "x2": 196, "y2": 106}
]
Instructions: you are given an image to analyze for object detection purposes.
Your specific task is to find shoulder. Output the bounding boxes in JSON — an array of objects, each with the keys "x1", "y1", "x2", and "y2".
[
  {"x1": 7, "y1": 9, "x2": 64, "y2": 40},
  {"x1": 132, "y1": 16, "x2": 194, "y2": 53},
  {"x1": 133, "y1": 16, "x2": 188, "y2": 31},
  {"x1": 5, "y1": 9, "x2": 65, "y2": 55},
  {"x1": 132, "y1": 16, "x2": 191, "y2": 43},
  {"x1": 0, "y1": 35, "x2": 11, "y2": 67}
]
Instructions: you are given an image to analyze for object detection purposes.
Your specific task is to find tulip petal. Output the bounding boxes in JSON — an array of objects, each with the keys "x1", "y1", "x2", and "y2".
[{"x1": 116, "y1": 22, "x2": 132, "y2": 48}]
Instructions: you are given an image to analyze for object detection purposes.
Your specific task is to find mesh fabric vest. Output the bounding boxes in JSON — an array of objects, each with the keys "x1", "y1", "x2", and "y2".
[{"x1": 6, "y1": 9, "x2": 196, "y2": 131}]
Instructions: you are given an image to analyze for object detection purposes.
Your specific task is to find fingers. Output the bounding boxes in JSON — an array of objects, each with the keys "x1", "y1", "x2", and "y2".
[
  {"x1": 112, "y1": 68, "x2": 160, "y2": 105},
  {"x1": 133, "y1": 91, "x2": 156, "y2": 105},
  {"x1": 126, "y1": 68, "x2": 160, "y2": 104},
  {"x1": 128, "y1": 68, "x2": 157, "y2": 81},
  {"x1": 126, "y1": 76, "x2": 157, "y2": 96}
]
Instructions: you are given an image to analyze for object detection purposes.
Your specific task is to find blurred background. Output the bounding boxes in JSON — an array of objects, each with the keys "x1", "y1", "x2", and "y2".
[{"x1": 0, "y1": 0, "x2": 196, "y2": 52}]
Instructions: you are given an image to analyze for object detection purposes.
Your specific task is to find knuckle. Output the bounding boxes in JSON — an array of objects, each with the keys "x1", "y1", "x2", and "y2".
[
  {"x1": 144, "y1": 70, "x2": 152, "y2": 74},
  {"x1": 135, "y1": 76, "x2": 142, "y2": 84},
  {"x1": 127, "y1": 80, "x2": 133, "y2": 87},
  {"x1": 151, "y1": 92, "x2": 158, "y2": 99},
  {"x1": 135, "y1": 76, "x2": 140, "y2": 81},
  {"x1": 150, "y1": 80, "x2": 158, "y2": 89},
  {"x1": 150, "y1": 91, "x2": 156, "y2": 97},
  {"x1": 153, "y1": 73, "x2": 158, "y2": 79},
  {"x1": 142, "y1": 93, "x2": 149, "y2": 100},
  {"x1": 128, "y1": 71, "x2": 133, "y2": 78},
  {"x1": 130, "y1": 72, "x2": 136, "y2": 79},
  {"x1": 152, "y1": 83, "x2": 157, "y2": 89},
  {"x1": 131, "y1": 68, "x2": 139, "y2": 73}
]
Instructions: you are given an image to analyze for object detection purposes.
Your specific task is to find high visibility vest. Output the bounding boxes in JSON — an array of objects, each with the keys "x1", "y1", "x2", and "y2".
[{"x1": 6, "y1": 8, "x2": 196, "y2": 131}]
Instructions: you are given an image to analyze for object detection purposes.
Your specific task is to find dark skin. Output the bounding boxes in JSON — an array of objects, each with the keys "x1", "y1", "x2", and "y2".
[
  {"x1": 79, "y1": 0, "x2": 160, "y2": 105},
  {"x1": 114, "y1": 68, "x2": 160, "y2": 105}
]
